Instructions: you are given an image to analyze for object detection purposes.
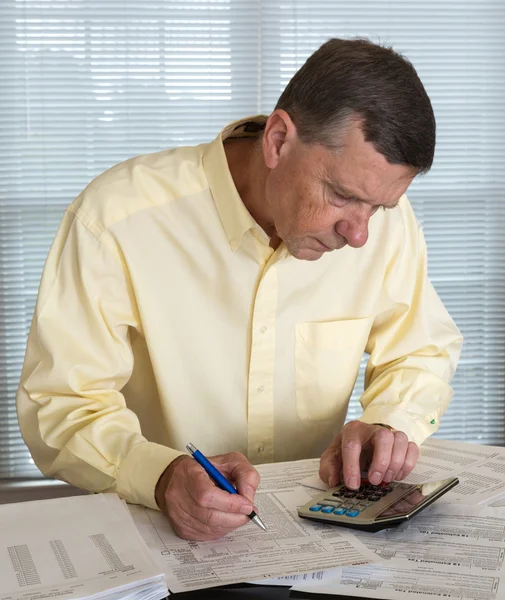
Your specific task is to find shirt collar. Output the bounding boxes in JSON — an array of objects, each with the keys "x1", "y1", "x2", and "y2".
[{"x1": 202, "y1": 115, "x2": 268, "y2": 251}]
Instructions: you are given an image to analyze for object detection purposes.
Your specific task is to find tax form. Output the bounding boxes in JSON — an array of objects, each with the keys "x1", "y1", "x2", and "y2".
[
  {"x1": 0, "y1": 494, "x2": 168, "y2": 600},
  {"x1": 262, "y1": 503, "x2": 505, "y2": 600},
  {"x1": 402, "y1": 439, "x2": 505, "y2": 506},
  {"x1": 129, "y1": 458, "x2": 379, "y2": 593}
]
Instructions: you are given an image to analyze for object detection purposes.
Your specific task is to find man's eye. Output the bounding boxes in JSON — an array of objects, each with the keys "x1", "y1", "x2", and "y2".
[{"x1": 332, "y1": 192, "x2": 351, "y2": 205}]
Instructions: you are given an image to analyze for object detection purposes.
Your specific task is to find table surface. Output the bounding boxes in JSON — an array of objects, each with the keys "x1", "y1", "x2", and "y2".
[{"x1": 170, "y1": 583, "x2": 365, "y2": 599}]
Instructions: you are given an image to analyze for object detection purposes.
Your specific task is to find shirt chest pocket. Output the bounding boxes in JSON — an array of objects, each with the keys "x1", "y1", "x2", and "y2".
[{"x1": 295, "y1": 317, "x2": 374, "y2": 421}]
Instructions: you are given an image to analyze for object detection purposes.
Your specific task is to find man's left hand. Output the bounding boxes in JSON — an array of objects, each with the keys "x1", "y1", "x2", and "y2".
[{"x1": 319, "y1": 421, "x2": 419, "y2": 489}]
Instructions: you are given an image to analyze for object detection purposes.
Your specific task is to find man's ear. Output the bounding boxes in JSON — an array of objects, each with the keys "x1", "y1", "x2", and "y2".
[{"x1": 262, "y1": 109, "x2": 297, "y2": 170}]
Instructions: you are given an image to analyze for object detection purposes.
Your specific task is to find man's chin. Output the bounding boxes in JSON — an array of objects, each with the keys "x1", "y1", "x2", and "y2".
[{"x1": 288, "y1": 247, "x2": 325, "y2": 261}]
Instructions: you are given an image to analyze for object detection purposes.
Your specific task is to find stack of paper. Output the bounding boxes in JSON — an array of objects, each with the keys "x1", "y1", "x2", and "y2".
[
  {"x1": 0, "y1": 493, "x2": 168, "y2": 600},
  {"x1": 279, "y1": 503, "x2": 505, "y2": 600},
  {"x1": 129, "y1": 459, "x2": 379, "y2": 594},
  {"x1": 125, "y1": 438, "x2": 505, "y2": 599},
  {"x1": 258, "y1": 438, "x2": 505, "y2": 599}
]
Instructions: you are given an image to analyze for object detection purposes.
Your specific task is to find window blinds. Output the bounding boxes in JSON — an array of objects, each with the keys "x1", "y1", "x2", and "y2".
[{"x1": 0, "y1": 0, "x2": 503, "y2": 478}]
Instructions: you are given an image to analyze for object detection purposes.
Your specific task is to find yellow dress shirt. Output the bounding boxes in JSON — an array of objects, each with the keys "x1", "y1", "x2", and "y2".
[{"x1": 17, "y1": 116, "x2": 463, "y2": 511}]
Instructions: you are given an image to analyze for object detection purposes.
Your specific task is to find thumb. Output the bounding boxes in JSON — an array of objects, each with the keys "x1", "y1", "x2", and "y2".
[
  {"x1": 320, "y1": 448, "x2": 343, "y2": 488},
  {"x1": 234, "y1": 467, "x2": 261, "y2": 503}
]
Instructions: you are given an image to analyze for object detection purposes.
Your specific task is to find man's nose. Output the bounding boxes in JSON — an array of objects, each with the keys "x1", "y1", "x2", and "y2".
[{"x1": 335, "y1": 206, "x2": 371, "y2": 248}]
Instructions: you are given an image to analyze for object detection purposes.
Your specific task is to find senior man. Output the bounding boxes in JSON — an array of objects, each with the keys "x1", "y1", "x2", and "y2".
[{"x1": 17, "y1": 38, "x2": 462, "y2": 540}]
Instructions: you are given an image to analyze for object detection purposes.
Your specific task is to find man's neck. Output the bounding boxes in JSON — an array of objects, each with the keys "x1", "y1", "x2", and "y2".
[{"x1": 224, "y1": 137, "x2": 279, "y2": 247}]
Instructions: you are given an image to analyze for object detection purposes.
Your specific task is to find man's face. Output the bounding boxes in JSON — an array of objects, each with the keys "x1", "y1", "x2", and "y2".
[{"x1": 264, "y1": 120, "x2": 416, "y2": 261}]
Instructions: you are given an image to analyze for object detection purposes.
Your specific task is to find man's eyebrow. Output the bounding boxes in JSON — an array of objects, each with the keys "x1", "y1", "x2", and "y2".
[{"x1": 327, "y1": 180, "x2": 358, "y2": 199}]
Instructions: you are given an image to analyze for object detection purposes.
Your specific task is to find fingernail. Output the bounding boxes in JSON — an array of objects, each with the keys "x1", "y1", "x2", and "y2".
[
  {"x1": 384, "y1": 470, "x2": 394, "y2": 483},
  {"x1": 347, "y1": 476, "x2": 359, "y2": 489},
  {"x1": 328, "y1": 476, "x2": 335, "y2": 488},
  {"x1": 370, "y1": 471, "x2": 382, "y2": 484},
  {"x1": 241, "y1": 504, "x2": 253, "y2": 515}
]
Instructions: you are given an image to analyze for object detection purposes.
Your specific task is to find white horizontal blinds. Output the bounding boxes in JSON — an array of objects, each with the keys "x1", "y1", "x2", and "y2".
[
  {"x1": 1, "y1": 2, "x2": 504, "y2": 481},
  {"x1": 0, "y1": 0, "x2": 259, "y2": 478},
  {"x1": 260, "y1": 2, "x2": 505, "y2": 443}
]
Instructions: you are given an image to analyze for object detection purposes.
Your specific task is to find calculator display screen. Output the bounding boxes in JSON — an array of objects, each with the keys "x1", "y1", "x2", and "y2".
[{"x1": 376, "y1": 479, "x2": 451, "y2": 519}]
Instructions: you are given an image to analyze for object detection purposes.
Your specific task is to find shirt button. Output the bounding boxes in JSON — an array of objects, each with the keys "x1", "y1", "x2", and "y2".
[
  {"x1": 257, "y1": 443, "x2": 265, "y2": 453},
  {"x1": 257, "y1": 385, "x2": 264, "y2": 393},
  {"x1": 260, "y1": 326, "x2": 267, "y2": 333}
]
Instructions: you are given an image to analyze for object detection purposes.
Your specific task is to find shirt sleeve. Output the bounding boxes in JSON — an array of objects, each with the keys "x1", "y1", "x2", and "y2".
[
  {"x1": 359, "y1": 198, "x2": 463, "y2": 445},
  {"x1": 16, "y1": 209, "x2": 184, "y2": 509}
]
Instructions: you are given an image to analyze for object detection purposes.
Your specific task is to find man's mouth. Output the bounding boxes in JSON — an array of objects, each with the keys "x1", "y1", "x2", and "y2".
[{"x1": 315, "y1": 239, "x2": 333, "y2": 251}]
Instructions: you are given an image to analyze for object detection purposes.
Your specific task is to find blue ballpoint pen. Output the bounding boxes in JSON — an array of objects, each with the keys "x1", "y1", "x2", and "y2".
[{"x1": 186, "y1": 443, "x2": 267, "y2": 531}]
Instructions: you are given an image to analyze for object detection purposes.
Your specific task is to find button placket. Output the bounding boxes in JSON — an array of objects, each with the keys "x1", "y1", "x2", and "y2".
[{"x1": 247, "y1": 264, "x2": 277, "y2": 462}]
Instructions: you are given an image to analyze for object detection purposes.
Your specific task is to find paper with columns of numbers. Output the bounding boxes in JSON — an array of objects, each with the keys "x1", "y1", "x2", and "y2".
[
  {"x1": 0, "y1": 493, "x2": 168, "y2": 600},
  {"x1": 299, "y1": 439, "x2": 505, "y2": 506},
  {"x1": 288, "y1": 503, "x2": 505, "y2": 599},
  {"x1": 129, "y1": 458, "x2": 379, "y2": 593}
]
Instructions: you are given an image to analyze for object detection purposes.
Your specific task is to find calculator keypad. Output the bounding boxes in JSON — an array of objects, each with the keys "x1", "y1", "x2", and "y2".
[{"x1": 308, "y1": 481, "x2": 396, "y2": 518}]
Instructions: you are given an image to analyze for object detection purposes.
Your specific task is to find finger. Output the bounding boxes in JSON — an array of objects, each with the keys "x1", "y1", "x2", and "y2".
[
  {"x1": 396, "y1": 442, "x2": 420, "y2": 480},
  {"x1": 188, "y1": 472, "x2": 254, "y2": 515},
  {"x1": 382, "y1": 431, "x2": 409, "y2": 483},
  {"x1": 171, "y1": 497, "x2": 249, "y2": 540},
  {"x1": 341, "y1": 431, "x2": 364, "y2": 489},
  {"x1": 215, "y1": 453, "x2": 261, "y2": 503},
  {"x1": 367, "y1": 428, "x2": 395, "y2": 485},
  {"x1": 202, "y1": 507, "x2": 250, "y2": 531},
  {"x1": 319, "y1": 444, "x2": 342, "y2": 488}
]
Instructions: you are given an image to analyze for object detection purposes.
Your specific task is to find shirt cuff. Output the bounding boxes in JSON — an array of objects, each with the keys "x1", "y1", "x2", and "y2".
[
  {"x1": 115, "y1": 441, "x2": 185, "y2": 510},
  {"x1": 359, "y1": 408, "x2": 438, "y2": 446}
]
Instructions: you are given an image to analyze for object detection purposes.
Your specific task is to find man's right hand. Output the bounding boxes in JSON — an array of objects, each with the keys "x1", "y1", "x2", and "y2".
[{"x1": 155, "y1": 452, "x2": 261, "y2": 541}]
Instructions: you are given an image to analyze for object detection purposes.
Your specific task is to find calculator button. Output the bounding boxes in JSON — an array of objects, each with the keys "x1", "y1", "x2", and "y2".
[
  {"x1": 369, "y1": 495, "x2": 381, "y2": 502},
  {"x1": 354, "y1": 504, "x2": 367, "y2": 512},
  {"x1": 323, "y1": 499, "x2": 341, "y2": 507},
  {"x1": 356, "y1": 493, "x2": 366, "y2": 499},
  {"x1": 321, "y1": 506, "x2": 335, "y2": 513},
  {"x1": 346, "y1": 510, "x2": 360, "y2": 517},
  {"x1": 343, "y1": 491, "x2": 356, "y2": 498},
  {"x1": 334, "y1": 507, "x2": 347, "y2": 515},
  {"x1": 309, "y1": 504, "x2": 323, "y2": 511}
]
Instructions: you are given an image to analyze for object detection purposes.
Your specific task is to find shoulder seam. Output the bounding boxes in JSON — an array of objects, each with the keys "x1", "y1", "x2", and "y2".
[
  {"x1": 66, "y1": 206, "x2": 125, "y2": 260},
  {"x1": 67, "y1": 206, "x2": 106, "y2": 240}
]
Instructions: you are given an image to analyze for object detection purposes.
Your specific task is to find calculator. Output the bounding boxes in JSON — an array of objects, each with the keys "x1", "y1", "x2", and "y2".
[{"x1": 298, "y1": 476, "x2": 459, "y2": 532}]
